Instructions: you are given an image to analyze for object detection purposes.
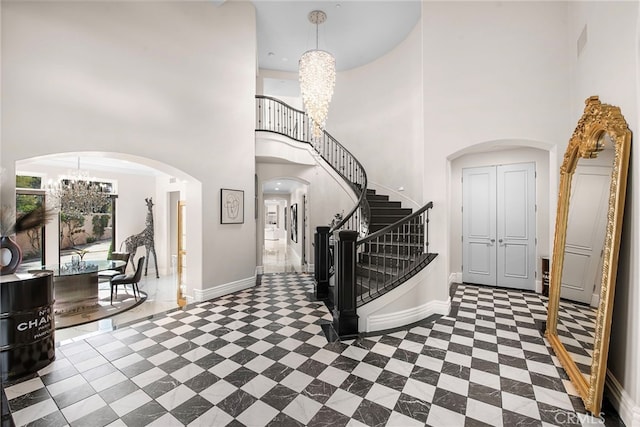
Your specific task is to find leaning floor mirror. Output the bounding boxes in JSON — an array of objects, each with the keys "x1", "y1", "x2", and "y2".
[{"x1": 546, "y1": 96, "x2": 631, "y2": 415}]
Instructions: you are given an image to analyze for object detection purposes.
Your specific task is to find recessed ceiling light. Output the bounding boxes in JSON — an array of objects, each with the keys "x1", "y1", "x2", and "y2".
[
  {"x1": 277, "y1": 182, "x2": 281, "y2": 185},
  {"x1": 275, "y1": 187, "x2": 280, "y2": 191}
]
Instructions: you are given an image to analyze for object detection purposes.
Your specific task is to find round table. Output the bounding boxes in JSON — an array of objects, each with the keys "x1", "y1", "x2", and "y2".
[{"x1": 26, "y1": 260, "x2": 126, "y2": 314}]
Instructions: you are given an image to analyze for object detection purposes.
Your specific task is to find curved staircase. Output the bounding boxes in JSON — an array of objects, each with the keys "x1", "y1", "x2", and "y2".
[
  {"x1": 256, "y1": 95, "x2": 437, "y2": 335},
  {"x1": 367, "y1": 189, "x2": 413, "y2": 232}
]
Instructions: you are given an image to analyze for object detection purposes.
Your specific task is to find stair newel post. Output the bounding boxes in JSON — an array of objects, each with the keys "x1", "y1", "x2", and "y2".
[
  {"x1": 333, "y1": 230, "x2": 359, "y2": 339},
  {"x1": 314, "y1": 226, "x2": 331, "y2": 300}
]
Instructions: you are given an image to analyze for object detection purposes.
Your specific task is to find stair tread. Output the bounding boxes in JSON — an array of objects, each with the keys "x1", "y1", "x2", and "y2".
[
  {"x1": 368, "y1": 202, "x2": 401, "y2": 209},
  {"x1": 370, "y1": 218, "x2": 410, "y2": 223},
  {"x1": 361, "y1": 253, "x2": 416, "y2": 260},
  {"x1": 370, "y1": 207, "x2": 413, "y2": 213},
  {"x1": 354, "y1": 253, "x2": 439, "y2": 304},
  {"x1": 364, "y1": 241, "x2": 424, "y2": 246},
  {"x1": 366, "y1": 195, "x2": 390, "y2": 201}
]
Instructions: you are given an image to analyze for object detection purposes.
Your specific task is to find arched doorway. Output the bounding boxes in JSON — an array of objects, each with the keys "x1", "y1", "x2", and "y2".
[
  {"x1": 14, "y1": 152, "x2": 200, "y2": 334},
  {"x1": 447, "y1": 140, "x2": 555, "y2": 293}
]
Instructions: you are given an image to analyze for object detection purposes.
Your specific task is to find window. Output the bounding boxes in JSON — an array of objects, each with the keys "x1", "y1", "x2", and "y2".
[{"x1": 15, "y1": 175, "x2": 47, "y2": 268}]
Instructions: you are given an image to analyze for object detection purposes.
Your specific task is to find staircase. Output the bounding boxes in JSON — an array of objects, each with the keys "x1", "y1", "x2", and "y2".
[
  {"x1": 367, "y1": 189, "x2": 413, "y2": 232},
  {"x1": 255, "y1": 95, "x2": 437, "y2": 313},
  {"x1": 355, "y1": 189, "x2": 436, "y2": 304}
]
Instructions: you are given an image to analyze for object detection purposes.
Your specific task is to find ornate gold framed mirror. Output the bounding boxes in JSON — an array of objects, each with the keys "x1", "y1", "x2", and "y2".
[{"x1": 546, "y1": 96, "x2": 631, "y2": 415}]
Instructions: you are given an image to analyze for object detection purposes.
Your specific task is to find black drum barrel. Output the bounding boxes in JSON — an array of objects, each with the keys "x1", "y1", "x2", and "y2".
[{"x1": 0, "y1": 272, "x2": 55, "y2": 381}]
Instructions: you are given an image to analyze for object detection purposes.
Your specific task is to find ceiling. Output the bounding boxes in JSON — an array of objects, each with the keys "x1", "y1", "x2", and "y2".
[
  {"x1": 263, "y1": 178, "x2": 301, "y2": 196},
  {"x1": 254, "y1": 1, "x2": 421, "y2": 73}
]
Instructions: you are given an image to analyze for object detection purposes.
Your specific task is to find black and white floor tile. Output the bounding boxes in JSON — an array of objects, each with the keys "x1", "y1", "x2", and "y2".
[
  {"x1": 556, "y1": 300, "x2": 597, "y2": 379},
  {"x1": 3, "y1": 274, "x2": 612, "y2": 426}
]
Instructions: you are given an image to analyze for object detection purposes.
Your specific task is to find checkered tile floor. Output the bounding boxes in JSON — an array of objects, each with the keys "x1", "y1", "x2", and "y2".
[
  {"x1": 3, "y1": 274, "x2": 609, "y2": 426},
  {"x1": 556, "y1": 299, "x2": 596, "y2": 379}
]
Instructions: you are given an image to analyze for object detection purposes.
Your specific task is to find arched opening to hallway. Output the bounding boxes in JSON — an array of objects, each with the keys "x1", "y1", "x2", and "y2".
[{"x1": 260, "y1": 177, "x2": 309, "y2": 274}]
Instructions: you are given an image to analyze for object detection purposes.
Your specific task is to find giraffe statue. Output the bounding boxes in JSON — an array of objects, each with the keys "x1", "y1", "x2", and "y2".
[{"x1": 120, "y1": 197, "x2": 159, "y2": 278}]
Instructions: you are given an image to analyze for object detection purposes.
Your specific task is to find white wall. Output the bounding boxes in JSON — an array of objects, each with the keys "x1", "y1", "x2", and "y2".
[
  {"x1": 565, "y1": 2, "x2": 640, "y2": 424},
  {"x1": 328, "y1": 23, "x2": 424, "y2": 204},
  {"x1": 0, "y1": 1, "x2": 257, "y2": 299},
  {"x1": 421, "y1": 0, "x2": 571, "y2": 311},
  {"x1": 257, "y1": 69, "x2": 303, "y2": 111}
]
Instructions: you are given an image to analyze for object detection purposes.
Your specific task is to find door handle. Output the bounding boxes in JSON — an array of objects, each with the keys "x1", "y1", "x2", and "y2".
[
  {"x1": 487, "y1": 239, "x2": 495, "y2": 247},
  {"x1": 499, "y1": 239, "x2": 506, "y2": 246}
]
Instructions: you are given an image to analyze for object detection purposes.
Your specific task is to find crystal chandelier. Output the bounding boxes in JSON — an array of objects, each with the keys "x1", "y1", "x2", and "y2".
[
  {"x1": 299, "y1": 10, "x2": 336, "y2": 138},
  {"x1": 47, "y1": 158, "x2": 110, "y2": 217}
]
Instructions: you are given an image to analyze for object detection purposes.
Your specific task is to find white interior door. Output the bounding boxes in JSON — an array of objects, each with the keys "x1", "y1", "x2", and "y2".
[
  {"x1": 463, "y1": 163, "x2": 536, "y2": 290},
  {"x1": 496, "y1": 163, "x2": 536, "y2": 290},
  {"x1": 560, "y1": 164, "x2": 611, "y2": 304},
  {"x1": 462, "y1": 166, "x2": 497, "y2": 286}
]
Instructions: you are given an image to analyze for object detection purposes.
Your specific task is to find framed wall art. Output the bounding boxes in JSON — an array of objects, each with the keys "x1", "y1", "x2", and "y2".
[
  {"x1": 290, "y1": 203, "x2": 298, "y2": 242},
  {"x1": 221, "y1": 188, "x2": 244, "y2": 224}
]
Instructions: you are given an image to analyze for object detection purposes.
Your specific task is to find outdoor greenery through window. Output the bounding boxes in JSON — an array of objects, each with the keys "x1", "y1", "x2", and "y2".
[
  {"x1": 15, "y1": 192, "x2": 46, "y2": 267},
  {"x1": 16, "y1": 175, "x2": 42, "y2": 189},
  {"x1": 16, "y1": 174, "x2": 116, "y2": 268},
  {"x1": 15, "y1": 175, "x2": 47, "y2": 267}
]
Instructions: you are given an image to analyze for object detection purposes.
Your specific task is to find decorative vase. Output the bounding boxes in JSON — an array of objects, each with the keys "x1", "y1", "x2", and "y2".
[{"x1": 1, "y1": 236, "x2": 23, "y2": 275}]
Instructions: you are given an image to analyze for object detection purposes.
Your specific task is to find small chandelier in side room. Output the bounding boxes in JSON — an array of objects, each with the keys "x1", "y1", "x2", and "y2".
[
  {"x1": 299, "y1": 10, "x2": 336, "y2": 138},
  {"x1": 47, "y1": 157, "x2": 110, "y2": 217}
]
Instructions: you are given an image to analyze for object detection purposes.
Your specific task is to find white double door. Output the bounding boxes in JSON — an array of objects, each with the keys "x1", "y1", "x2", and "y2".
[{"x1": 462, "y1": 163, "x2": 536, "y2": 290}]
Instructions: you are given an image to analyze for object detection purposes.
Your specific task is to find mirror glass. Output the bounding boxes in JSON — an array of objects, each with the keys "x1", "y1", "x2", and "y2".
[
  {"x1": 557, "y1": 135, "x2": 613, "y2": 384},
  {"x1": 546, "y1": 97, "x2": 631, "y2": 415}
]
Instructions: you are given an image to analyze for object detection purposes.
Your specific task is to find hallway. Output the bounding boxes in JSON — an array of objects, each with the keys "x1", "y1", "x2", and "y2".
[
  {"x1": 263, "y1": 238, "x2": 299, "y2": 274},
  {"x1": 3, "y1": 273, "x2": 603, "y2": 426}
]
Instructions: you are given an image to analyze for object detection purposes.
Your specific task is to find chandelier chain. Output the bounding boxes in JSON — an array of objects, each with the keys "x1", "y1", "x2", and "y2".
[{"x1": 299, "y1": 10, "x2": 335, "y2": 138}]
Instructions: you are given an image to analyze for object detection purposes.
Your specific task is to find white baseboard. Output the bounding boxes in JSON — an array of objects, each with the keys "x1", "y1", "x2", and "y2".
[
  {"x1": 449, "y1": 272, "x2": 462, "y2": 284},
  {"x1": 605, "y1": 369, "x2": 640, "y2": 426},
  {"x1": 194, "y1": 275, "x2": 256, "y2": 302},
  {"x1": 451, "y1": 272, "x2": 544, "y2": 295},
  {"x1": 366, "y1": 298, "x2": 451, "y2": 332}
]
